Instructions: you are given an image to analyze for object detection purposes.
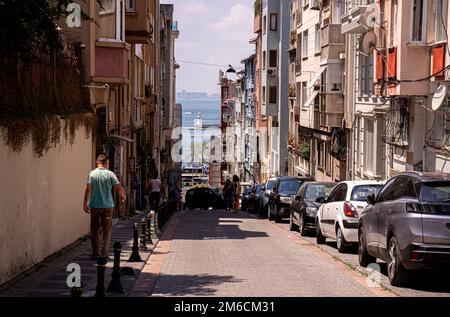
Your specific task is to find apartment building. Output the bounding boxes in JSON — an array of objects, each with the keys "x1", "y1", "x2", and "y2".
[
  {"x1": 160, "y1": 4, "x2": 181, "y2": 194},
  {"x1": 260, "y1": 0, "x2": 291, "y2": 177},
  {"x1": 342, "y1": 0, "x2": 450, "y2": 178},
  {"x1": 242, "y1": 55, "x2": 258, "y2": 184},
  {"x1": 0, "y1": 0, "x2": 179, "y2": 285}
]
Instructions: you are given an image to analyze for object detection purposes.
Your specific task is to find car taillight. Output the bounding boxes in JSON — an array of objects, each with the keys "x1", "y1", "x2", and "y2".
[
  {"x1": 344, "y1": 202, "x2": 358, "y2": 218},
  {"x1": 406, "y1": 203, "x2": 423, "y2": 214}
]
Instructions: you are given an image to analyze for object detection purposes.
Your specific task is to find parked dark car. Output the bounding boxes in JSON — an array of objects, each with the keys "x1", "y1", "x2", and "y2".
[
  {"x1": 184, "y1": 187, "x2": 225, "y2": 210},
  {"x1": 359, "y1": 172, "x2": 450, "y2": 287},
  {"x1": 290, "y1": 182, "x2": 336, "y2": 236},
  {"x1": 241, "y1": 187, "x2": 255, "y2": 211},
  {"x1": 252, "y1": 184, "x2": 265, "y2": 214},
  {"x1": 268, "y1": 177, "x2": 309, "y2": 222}
]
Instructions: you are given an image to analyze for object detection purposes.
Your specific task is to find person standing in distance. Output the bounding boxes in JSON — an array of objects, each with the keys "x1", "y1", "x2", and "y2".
[{"x1": 83, "y1": 154, "x2": 126, "y2": 259}]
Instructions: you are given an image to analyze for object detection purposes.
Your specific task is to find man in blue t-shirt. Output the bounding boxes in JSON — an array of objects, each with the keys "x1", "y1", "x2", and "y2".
[{"x1": 83, "y1": 154, "x2": 126, "y2": 259}]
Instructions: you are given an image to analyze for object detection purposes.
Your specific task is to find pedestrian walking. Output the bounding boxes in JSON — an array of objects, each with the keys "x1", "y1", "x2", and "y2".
[
  {"x1": 148, "y1": 173, "x2": 162, "y2": 211},
  {"x1": 223, "y1": 179, "x2": 232, "y2": 212},
  {"x1": 171, "y1": 181, "x2": 182, "y2": 210},
  {"x1": 83, "y1": 154, "x2": 126, "y2": 260},
  {"x1": 231, "y1": 175, "x2": 241, "y2": 214}
]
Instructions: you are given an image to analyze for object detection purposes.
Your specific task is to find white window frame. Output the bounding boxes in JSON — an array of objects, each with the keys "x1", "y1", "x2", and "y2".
[
  {"x1": 302, "y1": 30, "x2": 309, "y2": 59},
  {"x1": 99, "y1": 0, "x2": 125, "y2": 43},
  {"x1": 411, "y1": 0, "x2": 428, "y2": 43},
  {"x1": 315, "y1": 24, "x2": 321, "y2": 54},
  {"x1": 435, "y1": 0, "x2": 449, "y2": 42},
  {"x1": 364, "y1": 119, "x2": 375, "y2": 175},
  {"x1": 126, "y1": 0, "x2": 136, "y2": 12}
]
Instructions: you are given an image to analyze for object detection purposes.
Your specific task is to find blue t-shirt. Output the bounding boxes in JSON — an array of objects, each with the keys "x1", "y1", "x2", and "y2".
[{"x1": 87, "y1": 168, "x2": 120, "y2": 209}]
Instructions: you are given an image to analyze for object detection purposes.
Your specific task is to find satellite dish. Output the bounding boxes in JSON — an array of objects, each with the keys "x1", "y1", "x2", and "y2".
[
  {"x1": 432, "y1": 84, "x2": 447, "y2": 111},
  {"x1": 361, "y1": 31, "x2": 378, "y2": 55}
]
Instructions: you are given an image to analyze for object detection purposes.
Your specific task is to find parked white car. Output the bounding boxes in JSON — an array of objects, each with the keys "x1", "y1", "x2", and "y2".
[{"x1": 316, "y1": 181, "x2": 385, "y2": 253}]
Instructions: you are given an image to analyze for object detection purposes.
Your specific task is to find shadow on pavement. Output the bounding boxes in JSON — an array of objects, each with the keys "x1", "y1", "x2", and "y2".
[
  {"x1": 151, "y1": 273, "x2": 243, "y2": 297},
  {"x1": 161, "y1": 210, "x2": 270, "y2": 241}
]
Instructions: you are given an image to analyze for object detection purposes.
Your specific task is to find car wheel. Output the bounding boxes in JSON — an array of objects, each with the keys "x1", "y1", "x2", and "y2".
[
  {"x1": 387, "y1": 236, "x2": 409, "y2": 287},
  {"x1": 289, "y1": 215, "x2": 297, "y2": 231},
  {"x1": 336, "y1": 227, "x2": 348, "y2": 253},
  {"x1": 316, "y1": 220, "x2": 326, "y2": 245},
  {"x1": 299, "y1": 213, "x2": 307, "y2": 237},
  {"x1": 268, "y1": 205, "x2": 274, "y2": 221},
  {"x1": 274, "y1": 206, "x2": 281, "y2": 223},
  {"x1": 358, "y1": 227, "x2": 376, "y2": 268}
]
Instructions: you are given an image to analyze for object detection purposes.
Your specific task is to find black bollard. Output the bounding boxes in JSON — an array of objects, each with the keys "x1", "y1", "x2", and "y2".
[
  {"x1": 146, "y1": 216, "x2": 154, "y2": 245},
  {"x1": 95, "y1": 256, "x2": 107, "y2": 298},
  {"x1": 128, "y1": 223, "x2": 143, "y2": 262},
  {"x1": 107, "y1": 242, "x2": 124, "y2": 294},
  {"x1": 140, "y1": 218, "x2": 148, "y2": 251}
]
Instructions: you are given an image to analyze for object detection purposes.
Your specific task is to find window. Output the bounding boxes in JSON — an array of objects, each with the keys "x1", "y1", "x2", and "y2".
[
  {"x1": 269, "y1": 50, "x2": 277, "y2": 67},
  {"x1": 262, "y1": 86, "x2": 266, "y2": 103},
  {"x1": 263, "y1": 15, "x2": 267, "y2": 33},
  {"x1": 388, "y1": 177, "x2": 418, "y2": 201},
  {"x1": 126, "y1": 0, "x2": 136, "y2": 11},
  {"x1": 377, "y1": 178, "x2": 396, "y2": 203},
  {"x1": 270, "y1": 13, "x2": 278, "y2": 31},
  {"x1": 325, "y1": 142, "x2": 332, "y2": 174},
  {"x1": 328, "y1": 184, "x2": 348, "y2": 202},
  {"x1": 364, "y1": 120, "x2": 375, "y2": 174},
  {"x1": 269, "y1": 86, "x2": 277, "y2": 104},
  {"x1": 436, "y1": 0, "x2": 449, "y2": 42},
  {"x1": 351, "y1": 185, "x2": 383, "y2": 202},
  {"x1": 412, "y1": 0, "x2": 427, "y2": 42},
  {"x1": 315, "y1": 24, "x2": 321, "y2": 54},
  {"x1": 100, "y1": 0, "x2": 115, "y2": 14},
  {"x1": 302, "y1": 30, "x2": 309, "y2": 59},
  {"x1": 359, "y1": 53, "x2": 374, "y2": 96},
  {"x1": 263, "y1": 51, "x2": 267, "y2": 69},
  {"x1": 391, "y1": 0, "x2": 398, "y2": 46},
  {"x1": 317, "y1": 141, "x2": 323, "y2": 167}
]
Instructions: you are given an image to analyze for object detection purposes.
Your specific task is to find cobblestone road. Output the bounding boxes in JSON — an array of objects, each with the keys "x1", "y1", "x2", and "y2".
[{"x1": 150, "y1": 210, "x2": 392, "y2": 297}]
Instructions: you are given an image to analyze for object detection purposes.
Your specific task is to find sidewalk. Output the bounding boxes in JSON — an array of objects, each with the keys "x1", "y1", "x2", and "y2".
[{"x1": 0, "y1": 212, "x2": 165, "y2": 297}]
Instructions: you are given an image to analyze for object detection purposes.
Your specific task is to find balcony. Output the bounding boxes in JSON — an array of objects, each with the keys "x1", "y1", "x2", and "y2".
[
  {"x1": 262, "y1": 103, "x2": 278, "y2": 117},
  {"x1": 254, "y1": 14, "x2": 262, "y2": 33},
  {"x1": 321, "y1": 24, "x2": 345, "y2": 60},
  {"x1": 126, "y1": 1, "x2": 153, "y2": 44},
  {"x1": 320, "y1": 112, "x2": 344, "y2": 129},
  {"x1": 94, "y1": 41, "x2": 131, "y2": 84},
  {"x1": 341, "y1": 5, "x2": 369, "y2": 34}
]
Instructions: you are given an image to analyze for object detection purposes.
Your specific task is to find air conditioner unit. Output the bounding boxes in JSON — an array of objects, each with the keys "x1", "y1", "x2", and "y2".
[{"x1": 267, "y1": 68, "x2": 277, "y2": 77}]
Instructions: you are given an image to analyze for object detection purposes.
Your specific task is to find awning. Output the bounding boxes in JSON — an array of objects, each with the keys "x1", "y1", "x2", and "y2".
[
  {"x1": 306, "y1": 66, "x2": 327, "y2": 89},
  {"x1": 303, "y1": 90, "x2": 319, "y2": 108}
]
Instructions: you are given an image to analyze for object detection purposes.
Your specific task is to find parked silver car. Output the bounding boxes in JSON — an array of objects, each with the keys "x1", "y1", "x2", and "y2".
[
  {"x1": 260, "y1": 178, "x2": 277, "y2": 216},
  {"x1": 359, "y1": 172, "x2": 450, "y2": 287}
]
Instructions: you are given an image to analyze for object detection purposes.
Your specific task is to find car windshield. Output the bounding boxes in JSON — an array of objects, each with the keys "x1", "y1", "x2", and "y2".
[
  {"x1": 420, "y1": 182, "x2": 450, "y2": 202},
  {"x1": 266, "y1": 180, "x2": 275, "y2": 190},
  {"x1": 351, "y1": 185, "x2": 383, "y2": 202},
  {"x1": 305, "y1": 184, "x2": 335, "y2": 201},
  {"x1": 255, "y1": 186, "x2": 264, "y2": 194},
  {"x1": 279, "y1": 180, "x2": 301, "y2": 194}
]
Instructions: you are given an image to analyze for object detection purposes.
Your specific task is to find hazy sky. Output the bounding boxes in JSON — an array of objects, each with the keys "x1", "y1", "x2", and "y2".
[{"x1": 161, "y1": 0, "x2": 255, "y2": 94}]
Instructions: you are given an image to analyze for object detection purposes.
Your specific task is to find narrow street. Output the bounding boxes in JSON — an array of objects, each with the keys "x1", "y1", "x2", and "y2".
[{"x1": 148, "y1": 210, "x2": 389, "y2": 297}]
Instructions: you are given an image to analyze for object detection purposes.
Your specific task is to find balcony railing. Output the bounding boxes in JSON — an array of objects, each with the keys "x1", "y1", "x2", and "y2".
[
  {"x1": 320, "y1": 112, "x2": 344, "y2": 128},
  {"x1": 94, "y1": 41, "x2": 131, "y2": 83}
]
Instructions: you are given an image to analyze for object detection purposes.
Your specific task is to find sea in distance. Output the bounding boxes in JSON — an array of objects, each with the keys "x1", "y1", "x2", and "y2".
[{"x1": 178, "y1": 98, "x2": 221, "y2": 166}]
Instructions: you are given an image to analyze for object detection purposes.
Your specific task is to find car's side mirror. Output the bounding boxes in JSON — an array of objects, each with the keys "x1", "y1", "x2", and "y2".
[
  {"x1": 366, "y1": 194, "x2": 376, "y2": 205},
  {"x1": 316, "y1": 197, "x2": 326, "y2": 204},
  {"x1": 295, "y1": 195, "x2": 302, "y2": 201}
]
